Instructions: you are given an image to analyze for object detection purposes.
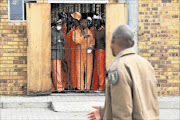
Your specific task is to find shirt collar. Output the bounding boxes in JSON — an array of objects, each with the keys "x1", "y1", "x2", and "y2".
[
  {"x1": 115, "y1": 48, "x2": 135, "y2": 59},
  {"x1": 107, "y1": 48, "x2": 135, "y2": 71}
]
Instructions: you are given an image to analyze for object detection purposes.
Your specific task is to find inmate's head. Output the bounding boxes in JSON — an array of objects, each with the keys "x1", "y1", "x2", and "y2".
[
  {"x1": 110, "y1": 25, "x2": 134, "y2": 57},
  {"x1": 92, "y1": 15, "x2": 101, "y2": 28},
  {"x1": 58, "y1": 12, "x2": 67, "y2": 24},
  {"x1": 70, "y1": 12, "x2": 81, "y2": 28},
  {"x1": 80, "y1": 19, "x2": 87, "y2": 29},
  {"x1": 56, "y1": 19, "x2": 62, "y2": 31},
  {"x1": 101, "y1": 13, "x2": 105, "y2": 26},
  {"x1": 87, "y1": 17, "x2": 92, "y2": 28}
]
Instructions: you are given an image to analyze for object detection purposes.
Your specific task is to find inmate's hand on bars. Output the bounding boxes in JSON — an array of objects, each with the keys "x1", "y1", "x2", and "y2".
[
  {"x1": 87, "y1": 25, "x2": 159, "y2": 120},
  {"x1": 84, "y1": 34, "x2": 91, "y2": 38}
]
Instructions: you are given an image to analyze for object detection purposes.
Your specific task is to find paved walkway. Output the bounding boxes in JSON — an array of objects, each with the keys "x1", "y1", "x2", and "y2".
[
  {"x1": 0, "y1": 108, "x2": 87, "y2": 120},
  {"x1": 1, "y1": 108, "x2": 179, "y2": 120},
  {"x1": 0, "y1": 94, "x2": 179, "y2": 120}
]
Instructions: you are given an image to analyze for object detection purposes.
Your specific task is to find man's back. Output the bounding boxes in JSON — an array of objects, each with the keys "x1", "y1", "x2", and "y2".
[
  {"x1": 87, "y1": 25, "x2": 159, "y2": 120},
  {"x1": 120, "y1": 50, "x2": 159, "y2": 119},
  {"x1": 102, "y1": 48, "x2": 159, "y2": 120}
]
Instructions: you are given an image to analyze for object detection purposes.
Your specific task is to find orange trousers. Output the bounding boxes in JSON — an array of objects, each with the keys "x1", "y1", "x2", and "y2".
[
  {"x1": 51, "y1": 59, "x2": 63, "y2": 92},
  {"x1": 70, "y1": 48, "x2": 77, "y2": 89},
  {"x1": 92, "y1": 49, "x2": 105, "y2": 91},
  {"x1": 76, "y1": 48, "x2": 93, "y2": 90},
  {"x1": 64, "y1": 27, "x2": 77, "y2": 89},
  {"x1": 63, "y1": 48, "x2": 77, "y2": 89}
]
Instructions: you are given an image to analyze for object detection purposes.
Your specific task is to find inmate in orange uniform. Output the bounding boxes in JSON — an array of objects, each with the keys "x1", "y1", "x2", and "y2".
[
  {"x1": 72, "y1": 27, "x2": 95, "y2": 90},
  {"x1": 64, "y1": 26, "x2": 77, "y2": 89},
  {"x1": 64, "y1": 12, "x2": 82, "y2": 89},
  {"x1": 92, "y1": 26, "x2": 105, "y2": 91}
]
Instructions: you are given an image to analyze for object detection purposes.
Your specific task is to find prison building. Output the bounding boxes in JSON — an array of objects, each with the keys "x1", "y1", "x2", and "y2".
[{"x1": 0, "y1": 0, "x2": 179, "y2": 96}]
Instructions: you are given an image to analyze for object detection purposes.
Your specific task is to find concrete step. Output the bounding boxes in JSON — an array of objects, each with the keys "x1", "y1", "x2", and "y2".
[
  {"x1": 51, "y1": 101, "x2": 104, "y2": 112},
  {"x1": 0, "y1": 96, "x2": 179, "y2": 109},
  {"x1": 0, "y1": 102, "x2": 50, "y2": 109}
]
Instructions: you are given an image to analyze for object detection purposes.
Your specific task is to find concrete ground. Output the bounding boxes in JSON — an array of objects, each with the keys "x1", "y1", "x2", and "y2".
[{"x1": 0, "y1": 94, "x2": 179, "y2": 120}]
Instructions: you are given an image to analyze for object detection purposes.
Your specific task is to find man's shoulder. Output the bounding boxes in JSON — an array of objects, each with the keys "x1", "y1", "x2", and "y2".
[
  {"x1": 108, "y1": 59, "x2": 126, "y2": 71},
  {"x1": 132, "y1": 54, "x2": 152, "y2": 65},
  {"x1": 118, "y1": 54, "x2": 154, "y2": 70},
  {"x1": 119, "y1": 54, "x2": 149, "y2": 63}
]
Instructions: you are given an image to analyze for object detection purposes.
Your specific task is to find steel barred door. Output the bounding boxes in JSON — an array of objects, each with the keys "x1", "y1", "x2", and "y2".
[{"x1": 51, "y1": 4, "x2": 107, "y2": 93}]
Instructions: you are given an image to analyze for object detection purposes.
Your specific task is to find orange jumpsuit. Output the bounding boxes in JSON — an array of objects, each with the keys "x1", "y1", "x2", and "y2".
[
  {"x1": 92, "y1": 26, "x2": 106, "y2": 91},
  {"x1": 72, "y1": 28, "x2": 95, "y2": 90},
  {"x1": 64, "y1": 27, "x2": 77, "y2": 89},
  {"x1": 51, "y1": 60, "x2": 63, "y2": 92}
]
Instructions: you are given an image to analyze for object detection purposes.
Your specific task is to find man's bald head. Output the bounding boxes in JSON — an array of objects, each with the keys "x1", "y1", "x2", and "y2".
[
  {"x1": 112, "y1": 25, "x2": 134, "y2": 48},
  {"x1": 110, "y1": 25, "x2": 134, "y2": 56},
  {"x1": 112, "y1": 25, "x2": 134, "y2": 41}
]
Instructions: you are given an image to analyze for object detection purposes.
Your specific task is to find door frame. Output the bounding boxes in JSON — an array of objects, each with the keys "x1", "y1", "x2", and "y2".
[
  {"x1": 48, "y1": 0, "x2": 108, "y2": 4},
  {"x1": 27, "y1": 3, "x2": 51, "y2": 96}
]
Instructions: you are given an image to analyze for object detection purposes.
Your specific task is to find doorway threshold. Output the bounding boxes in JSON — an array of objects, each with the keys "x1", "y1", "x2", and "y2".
[{"x1": 51, "y1": 92, "x2": 105, "y2": 96}]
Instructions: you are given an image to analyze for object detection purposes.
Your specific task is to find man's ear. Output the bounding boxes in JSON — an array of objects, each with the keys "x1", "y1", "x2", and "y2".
[{"x1": 130, "y1": 41, "x2": 134, "y2": 47}]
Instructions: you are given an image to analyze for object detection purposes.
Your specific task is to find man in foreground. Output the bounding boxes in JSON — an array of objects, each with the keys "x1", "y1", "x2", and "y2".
[{"x1": 87, "y1": 25, "x2": 159, "y2": 120}]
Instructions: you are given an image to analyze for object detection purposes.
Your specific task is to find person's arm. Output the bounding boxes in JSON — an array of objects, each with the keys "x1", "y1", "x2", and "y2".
[
  {"x1": 100, "y1": 78, "x2": 113, "y2": 120},
  {"x1": 111, "y1": 62, "x2": 133, "y2": 119},
  {"x1": 99, "y1": 28, "x2": 105, "y2": 38},
  {"x1": 61, "y1": 32, "x2": 66, "y2": 46},
  {"x1": 87, "y1": 74, "x2": 112, "y2": 120},
  {"x1": 86, "y1": 31, "x2": 94, "y2": 49},
  {"x1": 51, "y1": 30, "x2": 57, "y2": 44},
  {"x1": 72, "y1": 30, "x2": 84, "y2": 44},
  {"x1": 98, "y1": 106, "x2": 104, "y2": 118}
]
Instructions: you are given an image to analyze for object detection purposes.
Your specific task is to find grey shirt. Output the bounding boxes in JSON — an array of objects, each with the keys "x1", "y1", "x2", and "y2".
[{"x1": 51, "y1": 28, "x2": 66, "y2": 59}]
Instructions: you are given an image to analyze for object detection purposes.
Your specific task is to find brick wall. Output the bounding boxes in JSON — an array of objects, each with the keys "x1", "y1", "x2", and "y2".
[
  {"x1": 0, "y1": 0, "x2": 27, "y2": 95},
  {"x1": 138, "y1": 0, "x2": 180, "y2": 96}
]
